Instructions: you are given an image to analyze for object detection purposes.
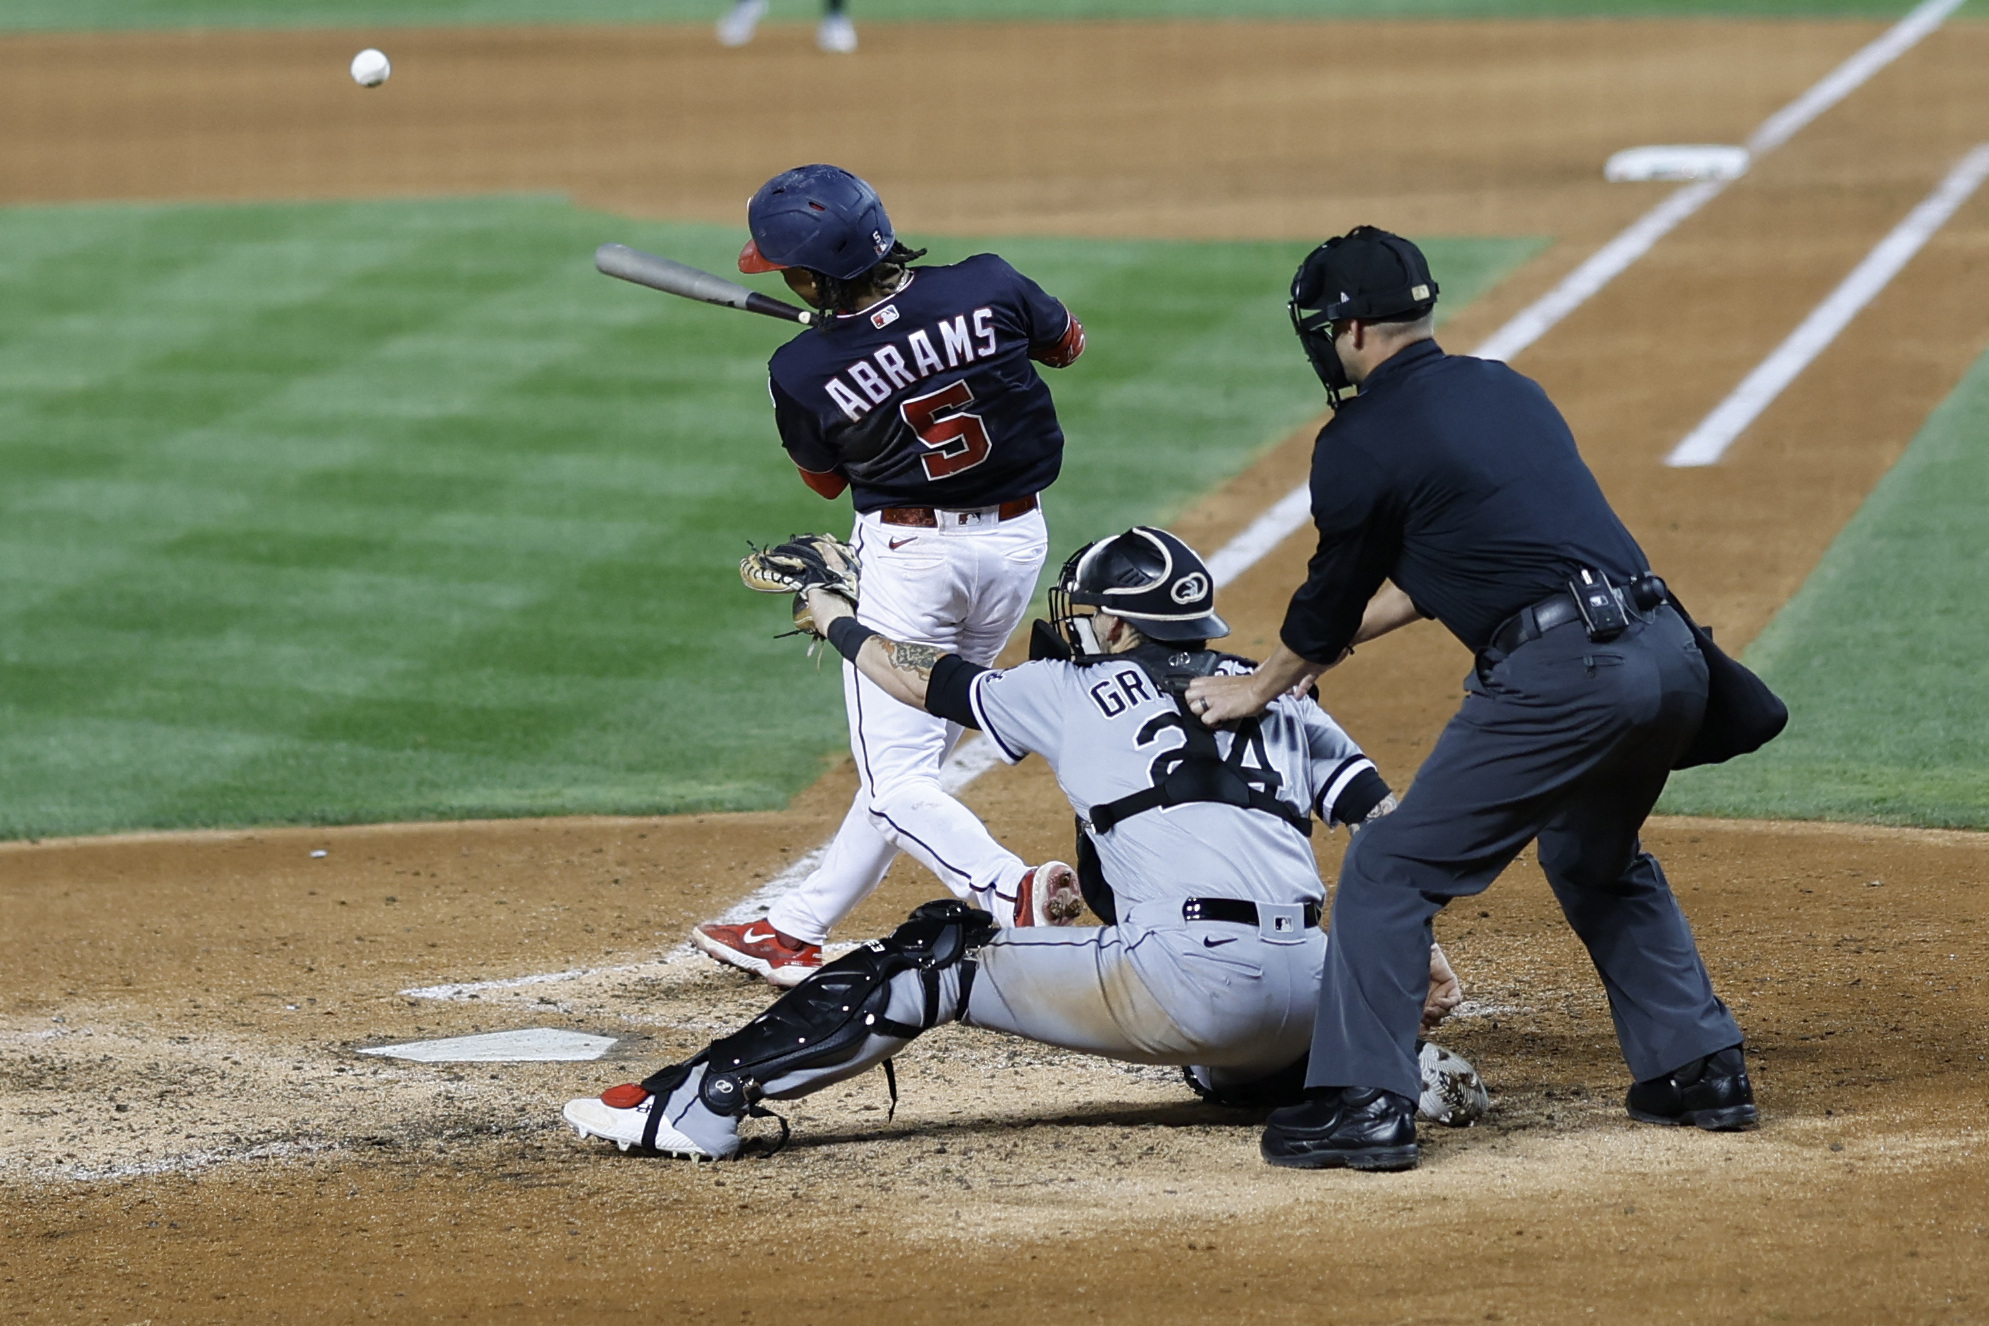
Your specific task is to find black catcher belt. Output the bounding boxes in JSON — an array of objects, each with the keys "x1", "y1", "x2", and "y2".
[{"x1": 1181, "y1": 897, "x2": 1322, "y2": 929}]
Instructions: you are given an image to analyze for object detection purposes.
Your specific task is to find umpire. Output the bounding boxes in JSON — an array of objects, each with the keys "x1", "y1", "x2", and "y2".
[{"x1": 1186, "y1": 226, "x2": 1753, "y2": 1171}]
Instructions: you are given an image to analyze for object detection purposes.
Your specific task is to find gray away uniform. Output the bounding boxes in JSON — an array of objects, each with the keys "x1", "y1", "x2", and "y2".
[{"x1": 633, "y1": 648, "x2": 1390, "y2": 1158}]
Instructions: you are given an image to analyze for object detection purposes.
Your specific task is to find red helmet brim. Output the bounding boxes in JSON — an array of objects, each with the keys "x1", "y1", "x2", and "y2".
[{"x1": 738, "y1": 239, "x2": 786, "y2": 274}]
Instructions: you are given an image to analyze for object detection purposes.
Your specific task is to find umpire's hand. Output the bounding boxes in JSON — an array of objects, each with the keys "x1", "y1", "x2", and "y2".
[
  {"x1": 1424, "y1": 942, "x2": 1464, "y2": 1032},
  {"x1": 1184, "y1": 642, "x2": 1332, "y2": 726},
  {"x1": 1185, "y1": 582, "x2": 1422, "y2": 726}
]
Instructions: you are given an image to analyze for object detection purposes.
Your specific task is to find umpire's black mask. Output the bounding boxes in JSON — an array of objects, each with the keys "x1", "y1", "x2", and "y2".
[{"x1": 1289, "y1": 226, "x2": 1439, "y2": 405}]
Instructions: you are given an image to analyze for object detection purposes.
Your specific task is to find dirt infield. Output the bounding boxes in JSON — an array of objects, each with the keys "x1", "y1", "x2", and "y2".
[
  {"x1": 7, "y1": 812, "x2": 1987, "y2": 1322},
  {"x1": 6, "y1": 14, "x2": 1989, "y2": 1324}
]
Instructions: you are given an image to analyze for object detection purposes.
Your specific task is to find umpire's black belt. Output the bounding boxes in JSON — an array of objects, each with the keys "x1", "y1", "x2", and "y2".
[
  {"x1": 1485, "y1": 573, "x2": 1668, "y2": 658},
  {"x1": 1182, "y1": 897, "x2": 1321, "y2": 929},
  {"x1": 1485, "y1": 591, "x2": 1588, "y2": 657}
]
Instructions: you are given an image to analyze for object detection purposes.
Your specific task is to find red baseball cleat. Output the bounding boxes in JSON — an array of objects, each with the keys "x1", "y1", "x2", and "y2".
[{"x1": 690, "y1": 920, "x2": 824, "y2": 988}]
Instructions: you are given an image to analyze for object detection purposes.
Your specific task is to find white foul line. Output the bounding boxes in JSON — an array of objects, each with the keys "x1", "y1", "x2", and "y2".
[
  {"x1": 1667, "y1": 144, "x2": 1989, "y2": 468},
  {"x1": 1205, "y1": 0, "x2": 1963, "y2": 584},
  {"x1": 402, "y1": 0, "x2": 1960, "y2": 1001},
  {"x1": 1745, "y1": 0, "x2": 1966, "y2": 158},
  {"x1": 1469, "y1": 179, "x2": 1728, "y2": 365}
]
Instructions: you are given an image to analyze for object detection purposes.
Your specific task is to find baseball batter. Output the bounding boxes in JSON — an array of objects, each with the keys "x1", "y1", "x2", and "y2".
[
  {"x1": 567, "y1": 528, "x2": 1485, "y2": 1162},
  {"x1": 693, "y1": 164, "x2": 1089, "y2": 986}
]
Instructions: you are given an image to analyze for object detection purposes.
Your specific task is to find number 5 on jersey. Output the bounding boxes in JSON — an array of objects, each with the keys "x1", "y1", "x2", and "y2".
[{"x1": 901, "y1": 380, "x2": 993, "y2": 480}]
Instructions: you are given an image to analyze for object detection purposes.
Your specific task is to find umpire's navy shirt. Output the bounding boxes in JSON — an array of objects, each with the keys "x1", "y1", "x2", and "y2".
[{"x1": 1280, "y1": 339, "x2": 1650, "y2": 663}]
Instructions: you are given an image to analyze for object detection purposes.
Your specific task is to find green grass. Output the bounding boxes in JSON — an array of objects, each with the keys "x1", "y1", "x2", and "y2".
[
  {"x1": 1659, "y1": 343, "x2": 1989, "y2": 829},
  {"x1": 0, "y1": 196, "x2": 1534, "y2": 838},
  {"x1": 1, "y1": 0, "x2": 1973, "y2": 33}
]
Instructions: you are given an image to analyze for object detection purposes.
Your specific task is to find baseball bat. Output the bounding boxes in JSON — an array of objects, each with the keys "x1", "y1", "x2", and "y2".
[{"x1": 594, "y1": 243, "x2": 817, "y2": 326}]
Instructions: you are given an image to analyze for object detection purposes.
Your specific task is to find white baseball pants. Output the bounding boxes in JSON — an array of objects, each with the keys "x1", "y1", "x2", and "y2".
[{"x1": 764, "y1": 506, "x2": 1048, "y2": 944}]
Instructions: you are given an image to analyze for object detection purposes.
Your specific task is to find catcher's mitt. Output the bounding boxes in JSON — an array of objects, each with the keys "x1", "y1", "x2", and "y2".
[{"x1": 740, "y1": 534, "x2": 860, "y2": 637}]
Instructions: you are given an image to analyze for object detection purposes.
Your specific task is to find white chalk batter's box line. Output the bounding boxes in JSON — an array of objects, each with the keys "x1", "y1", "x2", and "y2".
[
  {"x1": 399, "y1": 0, "x2": 1965, "y2": 1008},
  {"x1": 1667, "y1": 141, "x2": 1989, "y2": 467}
]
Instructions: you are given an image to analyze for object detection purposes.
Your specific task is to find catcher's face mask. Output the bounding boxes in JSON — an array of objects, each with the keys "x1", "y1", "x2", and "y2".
[{"x1": 1048, "y1": 542, "x2": 1112, "y2": 662}]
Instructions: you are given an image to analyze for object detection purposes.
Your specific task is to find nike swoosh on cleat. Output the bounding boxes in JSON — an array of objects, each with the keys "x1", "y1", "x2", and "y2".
[
  {"x1": 1202, "y1": 936, "x2": 1237, "y2": 948},
  {"x1": 741, "y1": 927, "x2": 775, "y2": 945}
]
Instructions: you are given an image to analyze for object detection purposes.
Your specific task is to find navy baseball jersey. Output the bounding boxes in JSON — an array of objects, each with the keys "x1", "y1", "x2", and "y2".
[{"x1": 768, "y1": 254, "x2": 1079, "y2": 512}]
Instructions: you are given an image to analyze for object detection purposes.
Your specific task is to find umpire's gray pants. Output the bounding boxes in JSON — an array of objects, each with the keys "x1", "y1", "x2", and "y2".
[{"x1": 1306, "y1": 605, "x2": 1741, "y2": 1101}]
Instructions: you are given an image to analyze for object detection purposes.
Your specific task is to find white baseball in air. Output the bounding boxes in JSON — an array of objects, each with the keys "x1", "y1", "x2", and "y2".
[{"x1": 350, "y1": 48, "x2": 391, "y2": 88}]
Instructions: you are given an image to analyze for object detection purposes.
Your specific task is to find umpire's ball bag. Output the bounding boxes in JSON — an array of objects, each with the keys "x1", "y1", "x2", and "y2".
[{"x1": 1665, "y1": 591, "x2": 1789, "y2": 770}]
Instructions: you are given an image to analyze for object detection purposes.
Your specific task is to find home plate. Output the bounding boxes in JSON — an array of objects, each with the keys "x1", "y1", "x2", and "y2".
[
  {"x1": 1605, "y1": 144, "x2": 1750, "y2": 182},
  {"x1": 357, "y1": 1028, "x2": 618, "y2": 1063}
]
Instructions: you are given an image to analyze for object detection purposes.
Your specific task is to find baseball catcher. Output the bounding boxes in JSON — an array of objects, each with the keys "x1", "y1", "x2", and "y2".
[{"x1": 566, "y1": 528, "x2": 1483, "y2": 1164}]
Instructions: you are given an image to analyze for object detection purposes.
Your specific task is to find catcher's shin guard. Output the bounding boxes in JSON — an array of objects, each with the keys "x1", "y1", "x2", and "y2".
[{"x1": 665, "y1": 900, "x2": 997, "y2": 1117}]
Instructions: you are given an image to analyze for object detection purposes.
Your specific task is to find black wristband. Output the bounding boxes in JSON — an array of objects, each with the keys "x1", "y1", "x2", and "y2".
[
  {"x1": 926, "y1": 652, "x2": 988, "y2": 728},
  {"x1": 1329, "y1": 766, "x2": 1393, "y2": 826},
  {"x1": 826, "y1": 615, "x2": 879, "y2": 664}
]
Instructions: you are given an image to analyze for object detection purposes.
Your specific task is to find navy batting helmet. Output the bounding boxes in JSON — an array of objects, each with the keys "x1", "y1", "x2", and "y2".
[
  {"x1": 1050, "y1": 527, "x2": 1229, "y2": 658},
  {"x1": 739, "y1": 164, "x2": 896, "y2": 282}
]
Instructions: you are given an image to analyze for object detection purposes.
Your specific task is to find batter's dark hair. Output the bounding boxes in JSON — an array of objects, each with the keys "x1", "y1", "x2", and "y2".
[{"x1": 812, "y1": 241, "x2": 928, "y2": 318}]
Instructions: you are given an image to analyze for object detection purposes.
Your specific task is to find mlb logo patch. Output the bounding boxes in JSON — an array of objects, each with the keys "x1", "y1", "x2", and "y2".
[
  {"x1": 1273, "y1": 915, "x2": 1294, "y2": 932},
  {"x1": 871, "y1": 305, "x2": 901, "y2": 330}
]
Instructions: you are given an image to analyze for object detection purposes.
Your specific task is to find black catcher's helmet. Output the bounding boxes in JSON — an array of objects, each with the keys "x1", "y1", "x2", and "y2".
[
  {"x1": 1289, "y1": 226, "x2": 1439, "y2": 404},
  {"x1": 1048, "y1": 527, "x2": 1229, "y2": 659}
]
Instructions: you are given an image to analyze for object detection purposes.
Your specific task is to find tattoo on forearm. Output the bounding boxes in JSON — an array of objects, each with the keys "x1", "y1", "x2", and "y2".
[
  {"x1": 1350, "y1": 793, "x2": 1399, "y2": 833},
  {"x1": 884, "y1": 639, "x2": 942, "y2": 678}
]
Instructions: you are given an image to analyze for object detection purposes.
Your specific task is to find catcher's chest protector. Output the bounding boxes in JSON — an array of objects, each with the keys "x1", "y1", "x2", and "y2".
[{"x1": 1083, "y1": 648, "x2": 1313, "y2": 839}]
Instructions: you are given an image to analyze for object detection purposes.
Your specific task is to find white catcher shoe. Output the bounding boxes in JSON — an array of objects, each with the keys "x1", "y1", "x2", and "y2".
[
  {"x1": 816, "y1": 12, "x2": 857, "y2": 53},
  {"x1": 563, "y1": 1084, "x2": 730, "y2": 1161},
  {"x1": 1417, "y1": 1040, "x2": 1491, "y2": 1127},
  {"x1": 716, "y1": 0, "x2": 766, "y2": 47}
]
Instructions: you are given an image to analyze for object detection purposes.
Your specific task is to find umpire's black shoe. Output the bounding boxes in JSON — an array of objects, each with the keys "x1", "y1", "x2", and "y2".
[
  {"x1": 1626, "y1": 1044, "x2": 1758, "y2": 1131},
  {"x1": 1260, "y1": 1087, "x2": 1418, "y2": 1171}
]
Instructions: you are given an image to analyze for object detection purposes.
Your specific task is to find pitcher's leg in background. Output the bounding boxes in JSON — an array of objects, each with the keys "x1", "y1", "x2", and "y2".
[{"x1": 819, "y1": 0, "x2": 857, "y2": 53}]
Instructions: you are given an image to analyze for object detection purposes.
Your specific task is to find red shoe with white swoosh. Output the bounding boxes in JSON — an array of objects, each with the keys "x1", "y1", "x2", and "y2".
[{"x1": 690, "y1": 920, "x2": 824, "y2": 988}]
